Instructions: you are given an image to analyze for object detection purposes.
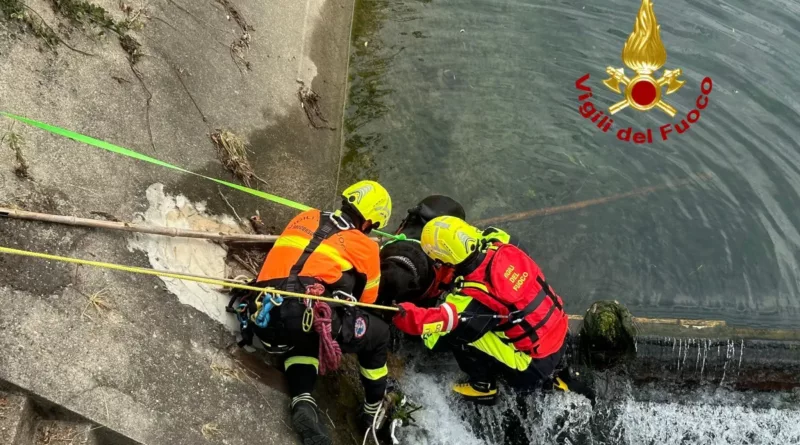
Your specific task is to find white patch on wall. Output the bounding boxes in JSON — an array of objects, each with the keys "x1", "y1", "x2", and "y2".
[{"x1": 127, "y1": 183, "x2": 243, "y2": 333}]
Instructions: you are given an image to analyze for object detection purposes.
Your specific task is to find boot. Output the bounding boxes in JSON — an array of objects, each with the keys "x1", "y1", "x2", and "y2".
[
  {"x1": 552, "y1": 367, "x2": 596, "y2": 406},
  {"x1": 291, "y1": 394, "x2": 332, "y2": 445},
  {"x1": 452, "y1": 381, "x2": 498, "y2": 405},
  {"x1": 357, "y1": 399, "x2": 382, "y2": 433}
]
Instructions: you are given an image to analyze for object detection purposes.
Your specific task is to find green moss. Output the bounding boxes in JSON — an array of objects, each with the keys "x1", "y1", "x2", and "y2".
[
  {"x1": 1, "y1": 124, "x2": 30, "y2": 179},
  {"x1": 595, "y1": 311, "x2": 620, "y2": 341},
  {"x1": 579, "y1": 300, "x2": 637, "y2": 369},
  {"x1": 50, "y1": 0, "x2": 126, "y2": 35},
  {"x1": 3, "y1": 0, "x2": 147, "y2": 57},
  {"x1": 0, "y1": 0, "x2": 25, "y2": 18},
  {"x1": 1, "y1": 0, "x2": 60, "y2": 48}
]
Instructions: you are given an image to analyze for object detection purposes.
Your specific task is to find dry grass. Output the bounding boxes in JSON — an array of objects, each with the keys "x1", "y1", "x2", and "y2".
[
  {"x1": 36, "y1": 423, "x2": 92, "y2": 445},
  {"x1": 119, "y1": 0, "x2": 150, "y2": 31},
  {"x1": 0, "y1": 396, "x2": 8, "y2": 420},
  {"x1": 297, "y1": 81, "x2": 336, "y2": 130},
  {"x1": 201, "y1": 423, "x2": 221, "y2": 440},
  {"x1": 210, "y1": 129, "x2": 265, "y2": 187},
  {"x1": 1, "y1": 122, "x2": 30, "y2": 179},
  {"x1": 230, "y1": 31, "x2": 251, "y2": 72},
  {"x1": 210, "y1": 361, "x2": 244, "y2": 383},
  {"x1": 81, "y1": 288, "x2": 112, "y2": 320},
  {"x1": 119, "y1": 34, "x2": 142, "y2": 64}
]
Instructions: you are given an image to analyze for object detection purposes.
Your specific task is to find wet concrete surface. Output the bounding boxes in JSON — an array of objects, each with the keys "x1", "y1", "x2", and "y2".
[{"x1": 0, "y1": 0, "x2": 357, "y2": 443}]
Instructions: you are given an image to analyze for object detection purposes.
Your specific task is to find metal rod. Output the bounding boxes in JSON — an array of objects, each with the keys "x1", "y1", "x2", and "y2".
[{"x1": 0, "y1": 206, "x2": 279, "y2": 243}]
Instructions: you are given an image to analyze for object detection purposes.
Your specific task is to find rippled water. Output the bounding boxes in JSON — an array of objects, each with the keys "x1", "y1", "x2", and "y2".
[{"x1": 342, "y1": 0, "x2": 800, "y2": 328}]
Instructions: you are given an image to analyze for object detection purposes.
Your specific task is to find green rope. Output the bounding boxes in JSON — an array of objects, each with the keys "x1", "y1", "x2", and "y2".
[{"x1": 1, "y1": 112, "x2": 395, "y2": 239}]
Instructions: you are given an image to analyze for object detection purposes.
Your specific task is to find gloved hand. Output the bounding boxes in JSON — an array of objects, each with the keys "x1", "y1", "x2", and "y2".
[
  {"x1": 395, "y1": 302, "x2": 407, "y2": 316},
  {"x1": 392, "y1": 302, "x2": 458, "y2": 336},
  {"x1": 392, "y1": 302, "x2": 423, "y2": 335}
]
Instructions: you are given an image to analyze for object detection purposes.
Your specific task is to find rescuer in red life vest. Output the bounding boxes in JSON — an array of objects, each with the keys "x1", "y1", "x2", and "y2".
[{"x1": 391, "y1": 216, "x2": 571, "y2": 404}]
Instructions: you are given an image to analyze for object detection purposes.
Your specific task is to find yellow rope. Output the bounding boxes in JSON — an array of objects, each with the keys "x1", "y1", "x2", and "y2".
[{"x1": 0, "y1": 245, "x2": 399, "y2": 312}]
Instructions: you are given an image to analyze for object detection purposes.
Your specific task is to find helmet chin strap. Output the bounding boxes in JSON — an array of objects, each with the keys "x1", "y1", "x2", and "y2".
[{"x1": 340, "y1": 200, "x2": 366, "y2": 228}]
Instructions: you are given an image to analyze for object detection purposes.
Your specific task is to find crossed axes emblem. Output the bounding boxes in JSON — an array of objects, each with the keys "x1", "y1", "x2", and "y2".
[{"x1": 603, "y1": 67, "x2": 685, "y2": 117}]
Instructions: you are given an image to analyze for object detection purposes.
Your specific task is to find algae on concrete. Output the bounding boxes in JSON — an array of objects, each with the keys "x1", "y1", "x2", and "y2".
[
  {"x1": 1, "y1": 123, "x2": 30, "y2": 179},
  {"x1": 339, "y1": 0, "x2": 393, "y2": 190}
]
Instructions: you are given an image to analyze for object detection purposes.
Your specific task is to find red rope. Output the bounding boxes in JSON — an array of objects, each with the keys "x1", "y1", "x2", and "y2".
[
  {"x1": 313, "y1": 302, "x2": 342, "y2": 375},
  {"x1": 305, "y1": 283, "x2": 342, "y2": 375}
]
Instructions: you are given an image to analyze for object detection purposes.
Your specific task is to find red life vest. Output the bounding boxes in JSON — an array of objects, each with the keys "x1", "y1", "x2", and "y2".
[
  {"x1": 457, "y1": 242, "x2": 568, "y2": 358},
  {"x1": 420, "y1": 263, "x2": 456, "y2": 301}
]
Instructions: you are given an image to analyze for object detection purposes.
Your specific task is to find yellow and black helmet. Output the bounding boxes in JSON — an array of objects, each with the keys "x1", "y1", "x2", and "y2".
[
  {"x1": 341, "y1": 180, "x2": 392, "y2": 229},
  {"x1": 420, "y1": 216, "x2": 483, "y2": 265}
]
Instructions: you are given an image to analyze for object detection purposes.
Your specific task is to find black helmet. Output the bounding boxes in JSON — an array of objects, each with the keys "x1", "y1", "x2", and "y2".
[
  {"x1": 410, "y1": 195, "x2": 466, "y2": 222},
  {"x1": 396, "y1": 195, "x2": 466, "y2": 238}
]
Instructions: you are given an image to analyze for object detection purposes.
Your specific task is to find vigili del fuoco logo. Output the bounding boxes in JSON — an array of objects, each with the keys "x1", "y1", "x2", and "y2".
[{"x1": 575, "y1": 0, "x2": 712, "y2": 143}]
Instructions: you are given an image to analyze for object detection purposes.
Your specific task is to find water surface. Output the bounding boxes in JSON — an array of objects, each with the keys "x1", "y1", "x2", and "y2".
[{"x1": 342, "y1": 0, "x2": 800, "y2": 328}]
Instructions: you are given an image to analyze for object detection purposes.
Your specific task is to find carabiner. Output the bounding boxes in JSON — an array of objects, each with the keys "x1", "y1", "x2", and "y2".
[
  {"x1": 254, "y1": 292, "x2": 266, "y2": 310},
  {"x1": 254, "y1": 292, "x2": 277, "y2": 328},
  {"x1": 332, "y1": 290, "x2": 357, "y2": 307},
  {"x1": 329, "y1": 212, "x2": 353, "y2": 230},
  {"x1": 302, "y1": 307, "x2": 314, "y2": 333}
]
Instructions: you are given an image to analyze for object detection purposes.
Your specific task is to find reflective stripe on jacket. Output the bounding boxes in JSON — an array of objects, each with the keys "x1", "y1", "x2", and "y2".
[{"x1": 258, "y1": 209, "x2": 381, "y2": 304}]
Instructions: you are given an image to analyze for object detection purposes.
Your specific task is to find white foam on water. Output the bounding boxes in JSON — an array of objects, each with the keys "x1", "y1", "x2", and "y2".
[
  {"x1": 620, "y1": 399, "x2": 800, "y2": 445},
  {"x1": 398, "y1": 364, "x2": 800, "y2": 445},
  {"x1": 127, "y1": 183, "x2": 243, "y2": 333},
  {"x1": 396, "y1": 371, "x2": 485, "y2": 445},
  {"x1": 397, "y1": 366, "x2": 594, "y2": 445}
]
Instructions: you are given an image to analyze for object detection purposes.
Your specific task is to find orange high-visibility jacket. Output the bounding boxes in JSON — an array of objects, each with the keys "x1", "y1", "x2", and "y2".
[{"x1": 257, "y1": 209, "x2": 381, "y2": 304}]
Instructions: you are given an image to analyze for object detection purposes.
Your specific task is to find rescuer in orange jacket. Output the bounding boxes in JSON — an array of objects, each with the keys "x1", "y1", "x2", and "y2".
[
  {"x1": 392, "y1": 216, "x2": 574, "y2": 404},
  {"x1": 245, "y1": 180, "x2": 393, "y2": 445}
]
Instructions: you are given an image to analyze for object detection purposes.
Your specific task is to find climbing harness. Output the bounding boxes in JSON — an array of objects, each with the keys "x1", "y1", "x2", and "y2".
[
  {"x1": 283, "y1": 212, "x2": 350, "y2": 294},
  {"x1": 0, "y1": 245, "x2": 399, "y2": 312},
  {"x1": 0, "y1": 112, "x2": 397, "y2": 240}
]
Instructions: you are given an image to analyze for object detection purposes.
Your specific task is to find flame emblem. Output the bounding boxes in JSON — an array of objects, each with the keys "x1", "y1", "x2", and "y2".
[{"x1": 603, "y1": 0, "x2": 684, "y2": 117}]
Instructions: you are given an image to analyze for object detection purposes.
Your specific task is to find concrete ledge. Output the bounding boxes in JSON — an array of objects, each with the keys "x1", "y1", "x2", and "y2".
[{"x1": 1, "y1": 0, "x2": 357, "y2": 443}]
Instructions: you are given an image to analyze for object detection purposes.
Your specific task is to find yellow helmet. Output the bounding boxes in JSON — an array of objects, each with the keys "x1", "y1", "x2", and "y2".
[
  {"x1": 420, "y1": 216, "x2": 483, "y2": 265},
  {"x1": 341, "y1": 180, "x2": 392, "y2": 229}
]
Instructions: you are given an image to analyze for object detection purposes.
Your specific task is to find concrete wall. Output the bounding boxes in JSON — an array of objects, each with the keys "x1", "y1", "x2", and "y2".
[{"x1": 0, "y1": 0, "x2": 356, "y2": 443}]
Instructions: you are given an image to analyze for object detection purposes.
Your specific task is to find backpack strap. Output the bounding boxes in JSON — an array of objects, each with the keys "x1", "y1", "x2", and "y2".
[
  {"x1": 285, "y1": 212, "x2": 351, "y2": 293},
  {"x1": 499, "y1": 277, "x2": 562, "y2": 344}
]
